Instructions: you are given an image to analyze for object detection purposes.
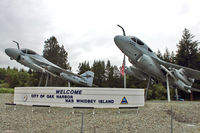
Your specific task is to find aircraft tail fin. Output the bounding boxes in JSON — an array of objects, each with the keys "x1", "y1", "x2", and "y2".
[{"x1": 81, "y1": 71, "x2": 94, "y2": 86}]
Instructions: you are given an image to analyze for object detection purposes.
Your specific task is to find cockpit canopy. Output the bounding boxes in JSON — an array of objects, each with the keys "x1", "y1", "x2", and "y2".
[
  {"x1": 130, "y1": 36, "x2": 153, "y2": 53},
  {"x1": 21, "y1": 49, "x2": 37, "y2": 55},
  {"x1": 130, "y1": 37, "x2": 145, "y2": 45}
]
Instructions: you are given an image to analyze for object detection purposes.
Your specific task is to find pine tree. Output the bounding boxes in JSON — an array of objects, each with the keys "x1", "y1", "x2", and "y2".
[
  {"x1": 156, "y1": 50, "x2": 163, "y2": 60},
  {"x1": 176, "y1": 28, "x2": 200, "y2": 69},
  {"x1": 43, "y1": 36, "x2": 71, "y2": 86},
  {"x1": 176, "y1": 28, "x2": 200, "y2": 100},
  {"x1": 105, "y1": 60, "x2": 114, "y2": 87},
  {"x1": 91, "y1": 60, "x2": 106, "y2": 87},
  {"x1": 43, "y1": 36, "x2": 70, "y2": 69},
  {"x1": 163, "y1": 48, "x2": 170, "y2": 62},
  {"x1": 170, "y1": 51, "x2": 176, "y2": 63},
  {"x1": 78, "y1": 61, "x2": 91, "y2": 74}
]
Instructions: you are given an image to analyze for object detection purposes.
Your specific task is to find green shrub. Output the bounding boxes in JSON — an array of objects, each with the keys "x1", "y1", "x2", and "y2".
[
  {"x1": 0, "y1": 83, "x2": 10, "y2": 88},
  {"x1": 0, "y1": 88, "x2": 14, "y2": 94}
]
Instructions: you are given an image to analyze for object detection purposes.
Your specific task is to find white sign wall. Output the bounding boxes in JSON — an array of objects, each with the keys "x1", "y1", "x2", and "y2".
[{"x1": 14, "y1": 87, "x2": 144, "y2": 108}]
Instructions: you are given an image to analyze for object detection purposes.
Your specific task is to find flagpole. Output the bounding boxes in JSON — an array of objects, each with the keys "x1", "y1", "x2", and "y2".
[
  {"x1": 124, "y1": 54, "x2": 126, "y2": 88},
  {"x1": 117, "y1": 25, "x2": 126, "y2": 89}
]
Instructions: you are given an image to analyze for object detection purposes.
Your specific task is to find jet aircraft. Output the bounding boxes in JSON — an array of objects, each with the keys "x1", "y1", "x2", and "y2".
[
  {"x1": 5, "y1": 41, "x2": 94, "y2": 87},
  {"x1": 114, "y1": 25, "x2": 200, "y2": 101}
]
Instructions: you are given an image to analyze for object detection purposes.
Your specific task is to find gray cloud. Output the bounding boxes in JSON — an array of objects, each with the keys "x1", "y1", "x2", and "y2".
[
  {"x1": 179, "y1": 3, "x2": 190, "y2": 15},
  {"x1": 0, "y1": 0, "x2": 53, "y2": 48},
  {"x1": 0, "y1": 0, "x2": 54, "y2": 68},
  {"x1": 1, "y1": 0, "x2": 200, "y2": 72}
]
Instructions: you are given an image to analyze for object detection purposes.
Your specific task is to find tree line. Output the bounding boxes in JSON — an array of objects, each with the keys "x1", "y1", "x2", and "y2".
[{"x1": 1, "y1": 28, "x2": 200, "y2": 100}]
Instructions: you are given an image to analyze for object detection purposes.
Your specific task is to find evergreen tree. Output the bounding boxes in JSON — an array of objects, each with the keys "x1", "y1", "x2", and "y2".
[
  {"x1": 176, "y1": 28, "x2": 200, "y2": 99},
  {"x1": 156, "y1": 50, "x2": 163, "y2": 60},
  {"x1": 170, "y1": 51, "x2": 176, "y2": 63},
  {"x1": 176, "y1": 28, "x2": 200, "y2": 69},
  {"x1": 78, "y1": 61, "x2": 90, "y2": 74},
  {"x1": 112, "y1": 65, "x2": 122, "y2": 87},
  {"x1": 91, "y1": 60, "x2": 106, "y2": 87},
  {"x1": 113, "y1": 65, "x2": 120, "y2": 78},
  {"x1": 43, "y1": 36, "x2": 71, "y2": 86},
  {"x1": 43, "y1": 36, "x2": 70, "y2": 69},
  {"x1": 0, "y1": 68, "x2": 7, "y2": 81},
  {"x1": 105, "y1": 60, "x2": 114, "y2": 87},
  {"x1": 59, "y1": 45, "x2": 71, "y2": 70},
  {"x1": 4, "y1": 68, "x2": 31, "y2": 88},
  {"x1": 163, "y1": 48, "x2": 170, "y2": 62}
]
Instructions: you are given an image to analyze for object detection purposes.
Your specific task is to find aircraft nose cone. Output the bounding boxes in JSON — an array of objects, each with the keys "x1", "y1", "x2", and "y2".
[
  {"x1": 114, "y1": 35, "x2": 128, "y2": 50},
  {"x1": 114, "y1": 35, "x2": 122, "y2": 46},
  {"x1": 5, "y1": 48, "x2": 20, "y2": 60}
]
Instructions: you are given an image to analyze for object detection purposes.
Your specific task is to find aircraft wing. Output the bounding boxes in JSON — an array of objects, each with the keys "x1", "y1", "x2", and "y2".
[
  {"x1": 31, "y1": 63, "x2": 58, "y2": 77},
  {"x1": 152, "y1": 57, "x2": 200, "y2": 80},
  {"x1": 50, "y1": 66, "x2": 82, "y2": 78},
  {"x1": 29, "y1": 55, "x2": 82, "y2": 78}
]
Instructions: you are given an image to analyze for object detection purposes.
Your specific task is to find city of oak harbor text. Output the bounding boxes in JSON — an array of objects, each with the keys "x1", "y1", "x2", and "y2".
[{"x1": 30, "y1": 89, "x2": 114, "y2": 104}]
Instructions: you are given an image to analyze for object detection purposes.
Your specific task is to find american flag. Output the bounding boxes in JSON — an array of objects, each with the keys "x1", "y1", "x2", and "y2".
[{"x1": 120, "y1": 56, "x2": 125, "y2": 76}]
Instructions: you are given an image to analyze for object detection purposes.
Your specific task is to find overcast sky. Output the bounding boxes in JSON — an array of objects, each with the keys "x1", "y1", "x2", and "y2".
[{"x1": 1, "y1": 0, "x2": 200, "y2": 72}]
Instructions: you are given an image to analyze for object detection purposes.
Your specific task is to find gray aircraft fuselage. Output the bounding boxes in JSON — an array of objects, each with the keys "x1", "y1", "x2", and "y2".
[
  {"x1": 5, "y1": 48, "x2": 94, "y2": 86},
  {"x1": 5, "y1": 48, "x2": 60, "y2": 73},
  {"x1": 114, "y1": 35, "x2": 194, "y2": 93},
  {"x1": 114, "y1": 35, "x2": 165, "y2": 80}
]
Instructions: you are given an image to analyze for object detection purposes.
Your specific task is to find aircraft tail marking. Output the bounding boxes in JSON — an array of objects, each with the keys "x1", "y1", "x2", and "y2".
[{"x1": 81, "y1": 71, "x2": 94, "y2": 86}]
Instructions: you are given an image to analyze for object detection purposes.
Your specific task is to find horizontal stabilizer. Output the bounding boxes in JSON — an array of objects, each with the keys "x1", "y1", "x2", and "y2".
[{"x1": 184, "y1": 86, "x2": 200, "y2": 93}]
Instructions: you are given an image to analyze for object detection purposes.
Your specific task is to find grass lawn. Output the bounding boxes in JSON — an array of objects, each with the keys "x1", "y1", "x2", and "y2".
[{"x1": 0, "y1": 88, "x2": 14, "y2": 94}]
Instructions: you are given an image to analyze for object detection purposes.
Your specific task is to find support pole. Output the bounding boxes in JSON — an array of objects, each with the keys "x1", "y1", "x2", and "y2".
[
  {"x1": 45, "y1": 74, "x2": 49, "y2": 87},
  {"x1": 68, "y1": 81, "x2": 71, "y2": 87},
  {"x1": 124, "y1": 54, "x2": 126, "y2": 88},
  {"x1": 145, "y1": 77, "x2": 151, "y2": 101},
  {"x1": 50, "y1": 75, "x2": 52, "y2": 86},
  {"x1": 190, "y1": 91, "x2": 193, "y2": 101},
  {"x1": 124, "y1": 72, "x2": 126, "y2": 88},
  {"x1": 38, "y1": 72, "x2": 43, "y2": 86},
  {"x1": 80, "y1": 113, "x2": 84, "y2": 133},
  {"x1": 171, "y1": 106, "x2": 173, "y2": 133},
  {"x1": 175, "y1": 88, "x2": 178, "y2": 101},
  {"x1": 117, "y1": 25, "x2": 127, "y2": 89},
  {"x1": 166, "y1": 74, "x2": 171, "y2": 102}
]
